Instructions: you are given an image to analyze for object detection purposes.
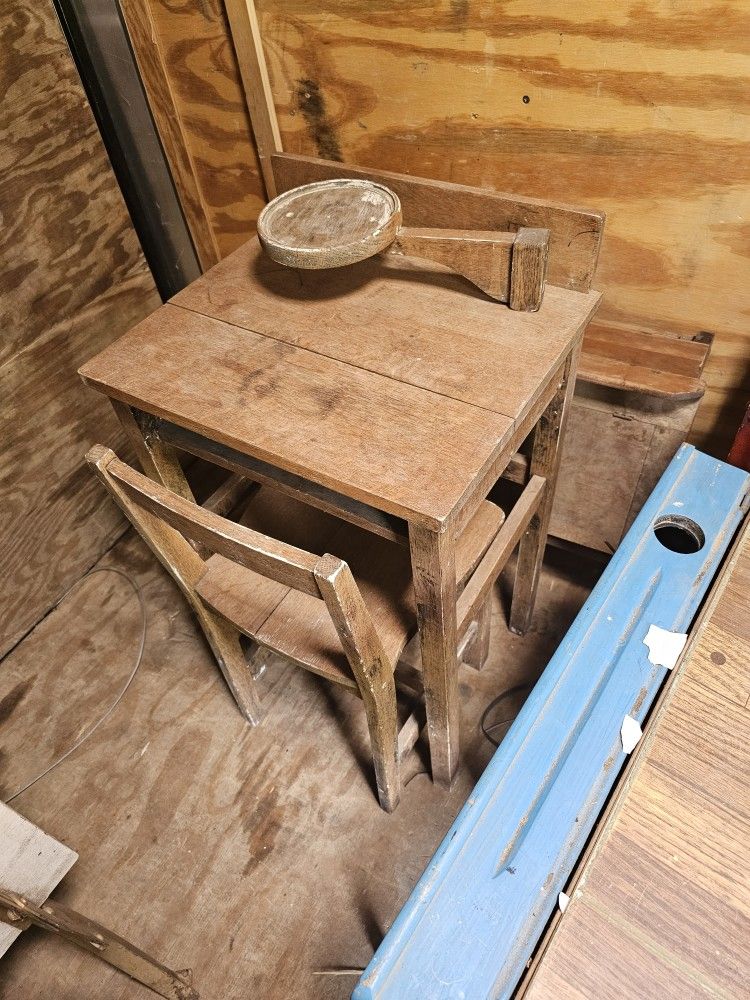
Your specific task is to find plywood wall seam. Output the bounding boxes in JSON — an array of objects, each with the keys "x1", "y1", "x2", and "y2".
[{"x1": 117, "y1": 0, "x2": 221, "y2": 268}]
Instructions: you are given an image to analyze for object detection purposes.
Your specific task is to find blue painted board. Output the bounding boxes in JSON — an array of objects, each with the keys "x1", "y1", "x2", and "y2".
[{"x1": 355, "y1": 445, "x2": 750, "y2": 1000}]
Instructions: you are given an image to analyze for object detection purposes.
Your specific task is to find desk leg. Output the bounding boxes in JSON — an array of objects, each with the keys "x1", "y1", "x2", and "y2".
[
  {"x1": 109, "y1": 400, "x2": 263, "y2": 724},
  {"x1": 409, "y1": 523, "x2": 459, "y2": 787},
  {"x1": 111, "y1": 400, "x2": 197, "y2": 502},
  {"x1": 510, "y1": 341, "x2": 581, "y2": 635}
]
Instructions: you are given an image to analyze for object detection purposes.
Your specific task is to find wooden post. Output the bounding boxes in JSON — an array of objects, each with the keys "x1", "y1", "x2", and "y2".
[
  {"x1": 509, "y1": 228, "x2": 550, "y2": 311},
  {"x1": 314, "y1": 555, "x2": 400, "y2": 812},
  {"x1": 409, "y1": 523, "x2": 459, "y2": 787},
  {"x1": 111, "y1": 400, "x2": 197, "y2": 503},
  {"x1": 461, "y1": 597, "x2": 492, "y2": 671},
  {"x1": 509, "y1": 340, "x2": 582, "y2": 635},
  {"x1": 223, "y1": 0, "x2": 282, "y2": 199}
]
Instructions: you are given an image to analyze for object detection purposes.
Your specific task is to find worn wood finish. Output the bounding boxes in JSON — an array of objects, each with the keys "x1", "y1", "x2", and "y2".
[
  {"x1": 81, "y1": 167, "x2": 596, "y2": 780},
  {"x1": 258, "y1": 178, "x2": 401, "y2": 266},
  {"x1": 458, "y1": 475, "x2": 547, "y2": 633},
  {"x1": 171, "y1": 240, "x2": 599, "y2": 430},
  {"x1": 112, "y1": 402, "x2": 197, "y2": 505},
  {"x1": 100, "y1": 449, "x2": 322, "y2": 596},
  {"x1": 315, "y1": 556, "x2": 401, "y2": 812},
  {"x1": 81, "y1": 166, "x2": 600, "y2": 784},
  {"x1": 391, "y1": 227, "x2": 515, "y2": 302},
  {"x1": 198, "y1": 495, "x2": 503, "y2": 693},
  {"x1": 271, "y1": 153, "x2": 601, "y2": 292},
  {"x1": 201, "y1": 473, "x2": 258, "y2": 519},
  {"x1": 117, "y1": 0, "x2": 265, "y2": 263},
  {"x1": 258, "y1": 176, "x2": 548, "y2": 304},
  {"x1": 79, "y1": 302, "x2": 516, "y2": 529},
  {"x1": 224, "y1": 0, "x2": 281, "y2": 199},
  {"x1": 0, "y1": 803, "x2": 77, "y2": 958},
  {"x1": 81, "y1": 302, "x2": 519, "y2": 530},
  {"x1": 547, "y1": 322, "x2": 710, "y2": 552},
  {"x1": 460, "y1": 598, "x2": 492, "y2": 672},
  {"x1": 579, "y1": 321, "x2": 710, "y2": 400},
  {"x1": 157, "y1": 420, "x2": 407, "y2": 544},
  {"x1": 254, "y1": 5, "x2": 750, "y2": 452},
  {"x1": 525, "y1": 517, "x2": 750, "y2": 1000},
  {"x1": 0, "y1": 889, "x2": 198, "y2": 1000},
  {"x1": 509, "y1": 228, "x2": 550, "y2": 312},
  {"x1": 0, "y1": 0, "x2": 160, "y2": 657},
  {"x1": 0, "y1": 519, "x2": 600, "y2": 998},
  {"x1": 510, "y1": 346, "x2": 580, "y2": 635},
  {"x1": 554, "y1": 384, "x2": 703, "y2": 554},
  {"x1": 92, "y1": 449, "x2": 471, "y2": 810},
  {"x1": 87, "y1": 447, "x2": 264, "y2": 724},
  {"x1": 409, "y1": 525, "x2": 459, "y2": 787}
]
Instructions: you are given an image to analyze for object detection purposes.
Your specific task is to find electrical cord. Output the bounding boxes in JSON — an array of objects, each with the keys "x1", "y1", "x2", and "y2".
[
  {"x1": 4, "y1": 567, "x2": 147, "y2": 804},
  {"x1": 480, "y1": 682, "x2": 532, "y2": 747}
]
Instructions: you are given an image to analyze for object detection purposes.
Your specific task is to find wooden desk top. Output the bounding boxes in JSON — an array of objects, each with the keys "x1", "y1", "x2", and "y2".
[
  {"x1": 80, "y1": 239, "x2": 600, "y2": 528},
  {"x1": 525, "y1": 517, "x2": 750, "y2": 999}
]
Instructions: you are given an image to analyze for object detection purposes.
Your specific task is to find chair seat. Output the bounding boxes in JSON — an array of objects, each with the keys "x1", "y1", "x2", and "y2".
[{"x1": 195, "y1": 486, "x2": 504, "y2": 692}]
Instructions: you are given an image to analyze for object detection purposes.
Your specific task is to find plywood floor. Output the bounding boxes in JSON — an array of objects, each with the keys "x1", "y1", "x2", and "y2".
[{"x1": 0, "y1": 530, "x2": 600, "y2": 1000}]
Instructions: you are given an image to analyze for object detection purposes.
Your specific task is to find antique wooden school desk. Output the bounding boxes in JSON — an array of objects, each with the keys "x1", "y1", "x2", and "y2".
[{"x1": 79, "y1": 156, "x2": 603, "y2": 787}]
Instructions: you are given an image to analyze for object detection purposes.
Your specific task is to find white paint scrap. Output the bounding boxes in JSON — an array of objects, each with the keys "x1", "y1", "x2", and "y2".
[
  {"x1": 621, "y1": 714, "x2": 642, "y2": 754},
  {"x1": 643, "y1": 624, "x2": 688, "y2": 670},
  {"x1": 558, "y1": 891, "x2": 570, "y2": 913}
]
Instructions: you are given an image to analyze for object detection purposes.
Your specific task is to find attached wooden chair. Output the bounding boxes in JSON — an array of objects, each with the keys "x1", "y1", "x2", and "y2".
[{"x1": 87, "y1": 446, "x2": 503, "y2": 811}]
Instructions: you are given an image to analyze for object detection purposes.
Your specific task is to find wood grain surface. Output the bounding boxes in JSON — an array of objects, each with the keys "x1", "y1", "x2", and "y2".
[
  {"x1": 121, "y1": 0, "x2": 748, "y2": 454},
  {"x1": 0, "y1": 0, "x2": 160, "y2": 656},
  {"x1": 257, "y1": 178, "x2": 401, "y2": 267},
  {"x1": 253, "y1": 0, "x2": 750, "y2": 453},
  {"x1": 0, "y1": 522, "x2": 601, "y2": 998},
  {"x1": 271, "y1": 152, "x2": 601, "y2": 293},
  {"x1": 117, "y1": 0, "x2": 267, "y2": 265},
  {"x1": 79, "y1": 302, "x2": 515, "y2": 528},
  {"x1": 171, "y1": 238, "x2": 599, "y2": 421},
  {"x1": 117, "y1": 0, "x2": 750, "y2": 443},
  {"x1": 0, "y1": 803, "x2": 77, "y2": 958},
  {"x1": 81, "y1": 256, "x2": 599, "y2": 527},
  {"x1": 525, "y1": 517, "x2": 750, "y2": 999}
]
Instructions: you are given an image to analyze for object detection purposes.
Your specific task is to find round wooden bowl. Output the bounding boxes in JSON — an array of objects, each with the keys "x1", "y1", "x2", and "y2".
[{"x1": 257, "y1": 178, "x2": 402, "y2": 270}]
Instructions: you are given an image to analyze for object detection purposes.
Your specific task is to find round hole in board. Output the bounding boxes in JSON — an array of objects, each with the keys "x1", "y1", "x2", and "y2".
[{"x1": 653, "y1": 514, "x2": 705, "y2": 554}]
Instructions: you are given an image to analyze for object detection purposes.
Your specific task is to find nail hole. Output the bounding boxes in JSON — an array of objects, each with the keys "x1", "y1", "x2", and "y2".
[
  {"x1": 522, "y1": 95, "x2": 531, "y2": 104},
  {"x1": 653, "y1": 515, "x2": 705, "y2": 554}
]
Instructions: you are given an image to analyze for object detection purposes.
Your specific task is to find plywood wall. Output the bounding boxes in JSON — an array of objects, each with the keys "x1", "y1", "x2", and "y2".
[
  {"x1": 257, "y1": 0, "x2": 750, "y2": 455},
  {"x1": 118, "y1": 0, "x2": 267, "y2": 267},
  {"x1": 0, "y1": 1, "x2": 161, "y2": 655},
  {"x1": 124, "y1": 0, "x2": 750, "y2": 455}
]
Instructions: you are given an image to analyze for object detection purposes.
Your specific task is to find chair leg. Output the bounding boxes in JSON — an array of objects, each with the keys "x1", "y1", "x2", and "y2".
[
  {"x1": 193, "y1": 603, "x2": 265, "y2": 725},
  {"x1": 360, "y1": 672, "x2": 401, "y2": 813},
  {"x1": 510, "y1": 345, "x2": 580, "y2": 636},
  {"x1": 314, "y1": 556, "x2": 401, "y2": 812},
  {"x1": 461, "y1": 596, "x2": 492, "y2": 671}
]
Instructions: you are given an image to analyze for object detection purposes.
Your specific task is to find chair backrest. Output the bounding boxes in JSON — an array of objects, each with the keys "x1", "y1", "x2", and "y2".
[
  {"x1": 86, "y1": 445, "x2": 393, "y2": 679},
  {"x1": 87, "y1": 445, "x2": 326, "y2": 597}
]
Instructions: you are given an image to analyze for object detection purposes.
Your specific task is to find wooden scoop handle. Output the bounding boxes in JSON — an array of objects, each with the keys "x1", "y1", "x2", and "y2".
[{"x1": 389, "y1": 226, "x2": 550, "y2": 311}]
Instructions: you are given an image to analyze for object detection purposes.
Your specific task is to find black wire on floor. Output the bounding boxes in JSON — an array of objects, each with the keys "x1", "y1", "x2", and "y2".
[
  {"x1": 480, "y1": 683, "x2": 533, "y2": 748},
  {"x1": 4, "y1": 567, "x2": 147, "y2": 804}
]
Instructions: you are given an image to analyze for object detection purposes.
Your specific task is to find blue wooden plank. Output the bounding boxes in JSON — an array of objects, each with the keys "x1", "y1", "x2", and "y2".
[{"x1": 355, "y1": 445, "x2": 750, "y2": 1000}]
